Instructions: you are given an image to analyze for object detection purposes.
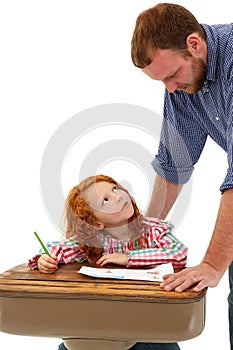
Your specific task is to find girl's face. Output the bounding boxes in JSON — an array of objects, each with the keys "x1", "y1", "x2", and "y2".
[{"x1": 83, "y1": 181, "x2": 135, "y2": 228}]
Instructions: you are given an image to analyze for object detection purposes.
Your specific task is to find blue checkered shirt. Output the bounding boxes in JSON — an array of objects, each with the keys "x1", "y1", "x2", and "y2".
[{"x1": 152, "y1": 23, "x2": 233, "y2": 192}]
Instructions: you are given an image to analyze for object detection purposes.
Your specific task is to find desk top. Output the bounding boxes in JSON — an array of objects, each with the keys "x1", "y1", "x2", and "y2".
[{"x1": 0, "y1": 262, "x2": 206, "y2": 303}]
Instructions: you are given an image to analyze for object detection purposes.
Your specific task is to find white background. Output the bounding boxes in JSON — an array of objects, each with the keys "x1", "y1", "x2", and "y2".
[{"x1": 0, "y1": 1, "x2": 232, "y2": 349}]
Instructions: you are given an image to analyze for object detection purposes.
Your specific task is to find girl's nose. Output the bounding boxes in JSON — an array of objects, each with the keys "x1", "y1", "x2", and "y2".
[{"x1": 113, "y1": 192, "x2": 122, "y2": 202}]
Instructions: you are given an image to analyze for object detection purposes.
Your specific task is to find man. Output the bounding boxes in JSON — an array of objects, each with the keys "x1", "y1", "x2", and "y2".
[{"x1": 131, "y1": 3, "x2": 233, "y2": 350}]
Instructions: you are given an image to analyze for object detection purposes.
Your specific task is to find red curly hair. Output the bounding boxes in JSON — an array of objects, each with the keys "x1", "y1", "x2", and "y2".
[{"x1": 64, "y1": 174, "x2": 144, "y2": 261}]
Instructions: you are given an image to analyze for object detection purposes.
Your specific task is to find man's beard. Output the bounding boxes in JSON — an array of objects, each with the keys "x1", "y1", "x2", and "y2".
[{"x1": 187, "y1": 57, "x2": 206, "y2": 94}]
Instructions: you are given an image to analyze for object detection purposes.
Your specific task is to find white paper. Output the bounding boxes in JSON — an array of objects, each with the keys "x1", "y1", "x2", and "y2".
[{"x1": 78, "y1": 263, "x2": 174, "y2": 282}]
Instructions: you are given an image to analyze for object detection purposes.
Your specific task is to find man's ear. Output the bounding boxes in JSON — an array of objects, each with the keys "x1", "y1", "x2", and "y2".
[{"x1": 186, "y1": 33, "x2": 203, "y2": 56}]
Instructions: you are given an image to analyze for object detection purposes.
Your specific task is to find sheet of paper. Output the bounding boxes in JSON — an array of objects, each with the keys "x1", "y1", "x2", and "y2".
[{"x1": 78, "y1": 263, "x2": 174, "y2": 282}]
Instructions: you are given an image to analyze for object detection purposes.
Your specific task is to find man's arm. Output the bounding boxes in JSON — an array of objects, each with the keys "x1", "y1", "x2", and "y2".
[
  {"x1": 161, "y1": 188, "x2": 233, "y2": 291},
  {"x1": 146, "y1": 174, "x2": 183, "y2": 218},
  {"x1": 202, "y1": 187, "x2": 233, "y2": 279}
]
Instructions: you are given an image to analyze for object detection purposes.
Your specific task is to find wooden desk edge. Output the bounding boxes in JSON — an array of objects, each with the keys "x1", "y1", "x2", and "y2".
[{"x1": 0, "y1": 263, "x2": 207, "y2": 303}]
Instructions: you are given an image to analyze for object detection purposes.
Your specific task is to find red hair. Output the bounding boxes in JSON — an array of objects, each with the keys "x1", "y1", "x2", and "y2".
[{"x1": 64, "y1": 174, "x2": 144, "y2": 261}]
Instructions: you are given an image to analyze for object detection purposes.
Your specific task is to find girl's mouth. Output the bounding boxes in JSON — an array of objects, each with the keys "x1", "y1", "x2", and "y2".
[{"x1": 121, "y1": 201, "x2": 129, "y2": 211}]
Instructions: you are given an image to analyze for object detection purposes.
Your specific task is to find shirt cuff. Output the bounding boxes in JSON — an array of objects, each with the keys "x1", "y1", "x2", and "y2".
[
  {"x1": 28, "y1": 254, "x2": 41, "y2": 269},
  {"x1": 220, "y1": 167, "x2": 233, "y2": 192},
  {"x1": 151, "y1": 157, "x2": 193, "y2": 184}
]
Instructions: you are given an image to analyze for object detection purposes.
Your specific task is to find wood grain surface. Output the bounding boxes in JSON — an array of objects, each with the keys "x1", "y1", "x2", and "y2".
[{"x1": 0, "y1": 262, "x2": 206, "y2": 303}]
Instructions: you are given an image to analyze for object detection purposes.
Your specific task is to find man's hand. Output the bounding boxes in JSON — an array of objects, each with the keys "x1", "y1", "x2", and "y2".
[
  {"x1": 160, "y1": 262, "x2": 222, "y2": 292},
  {"x1": 38, "y1": 254, "x2": 58, "y2": 274},
  {"x1": 96, "y1": 253, "x2": 128, "y2": 267}
]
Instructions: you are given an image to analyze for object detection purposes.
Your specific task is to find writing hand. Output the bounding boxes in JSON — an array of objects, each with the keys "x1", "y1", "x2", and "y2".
[
  {"x1": 38, "y1": 254, "x2": 58, "y2": 274},
  {"x1": 96, "y1": 253, "x2": 128, "y2": 267}
]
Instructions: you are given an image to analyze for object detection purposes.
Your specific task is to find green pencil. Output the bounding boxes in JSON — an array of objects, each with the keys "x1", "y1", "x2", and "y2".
[{"x1": 34, "y1": 231, "x2": 51, "y2": 256}]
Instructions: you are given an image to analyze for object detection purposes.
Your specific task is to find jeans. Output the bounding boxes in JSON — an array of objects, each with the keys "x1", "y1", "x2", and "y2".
[
  {"x1": 58, "y1": 342, "x2": 180, "y2": 350},
  {"x1": 128, "y1": 343, "x2": 180, "y2": 350},
  {"x1": 229, "y1": 262, "x2": 233, "y2": 350}
]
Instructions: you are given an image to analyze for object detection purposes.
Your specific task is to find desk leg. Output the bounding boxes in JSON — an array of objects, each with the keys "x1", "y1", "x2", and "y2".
[{"x1": 64, "y1": 339, "x2": 136, "y2": 350}]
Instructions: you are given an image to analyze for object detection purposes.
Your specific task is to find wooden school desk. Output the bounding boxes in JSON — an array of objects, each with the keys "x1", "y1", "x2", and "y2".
[{"x1": 0, "y1": 262, "x2": 207, "y2": 350}]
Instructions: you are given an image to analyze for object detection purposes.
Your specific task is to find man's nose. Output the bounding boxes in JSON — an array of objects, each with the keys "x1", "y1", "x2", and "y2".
[{"x1": 163, "y1": 80, "x2": 178, "y2": 93}]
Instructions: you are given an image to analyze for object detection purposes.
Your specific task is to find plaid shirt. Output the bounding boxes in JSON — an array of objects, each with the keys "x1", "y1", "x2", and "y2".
[{"x1": 28, "y1": 217, "x2": 187, "y2": 269}]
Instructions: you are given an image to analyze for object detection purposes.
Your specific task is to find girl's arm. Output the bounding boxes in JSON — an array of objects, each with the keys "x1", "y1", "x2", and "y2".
[
  {"x1": 28, "y1": 237, "x2": 86, "y2": 270},
  {"x1": 96, "y1": 225, "x2": 187, "y2": 268},
  {"x1": 127, "y1": 224, "x2": 188, "y2": 268}
]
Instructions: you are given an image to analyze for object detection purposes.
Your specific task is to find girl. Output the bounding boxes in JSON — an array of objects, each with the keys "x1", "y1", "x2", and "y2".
[
  {"x1": 29, "y1": 174, "x2": 187, "y2": 272},
  {"x1": 29, "y1": 174, "x2": 186, "y2": 350}
]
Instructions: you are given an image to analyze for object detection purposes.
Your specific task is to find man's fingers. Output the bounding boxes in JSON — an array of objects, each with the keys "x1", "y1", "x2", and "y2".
[
  {"x1": 160, "y1": 268, "x2": 201, "y2": 291},
  {"x1": 160, "y1": 263, "x2": 220, "y2": 292}
]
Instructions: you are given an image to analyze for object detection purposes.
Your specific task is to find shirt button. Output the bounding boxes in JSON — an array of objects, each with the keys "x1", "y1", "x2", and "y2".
[{"x1": 215, "y1": 116, "x2": 220, "y2": 121}]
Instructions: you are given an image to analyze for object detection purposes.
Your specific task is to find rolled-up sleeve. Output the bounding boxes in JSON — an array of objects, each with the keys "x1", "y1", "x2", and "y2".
[{"x1": 220, "y1": 167, "x2": 233, "y2": 191}]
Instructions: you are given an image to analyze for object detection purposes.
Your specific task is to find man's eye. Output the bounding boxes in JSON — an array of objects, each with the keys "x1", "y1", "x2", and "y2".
[
  {"x1": 113, "y1": 185, "x2": 118, "y2": 192},
  {"x1": 168, "y1": 73, "x2": 175, "y2": 79},
  {"x1": 168, "y1": 69, "x2": 179, "y2": 79}
]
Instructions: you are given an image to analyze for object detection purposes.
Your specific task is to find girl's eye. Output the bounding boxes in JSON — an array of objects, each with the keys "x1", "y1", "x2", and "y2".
[{"x1": 113, "y1": 185, "x2": 118, "y2": 192}]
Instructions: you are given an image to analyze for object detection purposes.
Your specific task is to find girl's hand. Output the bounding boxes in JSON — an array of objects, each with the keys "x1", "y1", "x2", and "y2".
[
  {"x1": 38, "y1": 254, "x2": 58, "y2": 273},
  {"x1": 96, "y1": 253, "x2": 128, "y2": 267}
]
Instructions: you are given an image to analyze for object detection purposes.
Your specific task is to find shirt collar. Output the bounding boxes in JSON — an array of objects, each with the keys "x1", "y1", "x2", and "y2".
[{"x1": 202, "y1": 24, "x2": 218, "y2": 82}]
